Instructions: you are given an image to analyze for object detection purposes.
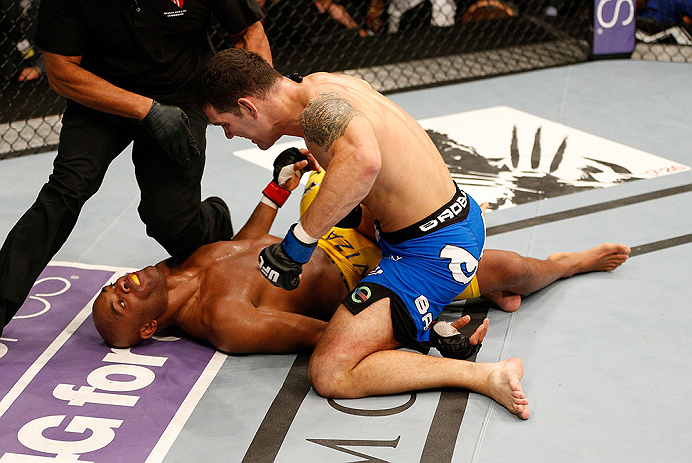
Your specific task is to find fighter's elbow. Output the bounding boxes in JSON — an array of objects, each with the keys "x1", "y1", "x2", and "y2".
[{"x1": 356, "y1": 151, "x2": 381, "y2": 181}]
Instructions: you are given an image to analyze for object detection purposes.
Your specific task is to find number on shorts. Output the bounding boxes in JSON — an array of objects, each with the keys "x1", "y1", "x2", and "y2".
[
  {"x1": 414, "y1": 295, "x2": 433, "y2": 331},
  {"x1": 439, "y1": 245, "x2": 478, "y2": 285}
]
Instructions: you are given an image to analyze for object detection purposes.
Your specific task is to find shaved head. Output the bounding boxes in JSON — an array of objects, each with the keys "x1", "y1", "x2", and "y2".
[{"x1": 92, "y1": 266, "x2": 168, "y2": 348}]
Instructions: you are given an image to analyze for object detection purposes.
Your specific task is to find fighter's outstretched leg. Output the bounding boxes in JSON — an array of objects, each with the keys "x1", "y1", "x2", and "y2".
[
  {"x1": 308, "y1": 301, "x2": 529, "y2": 419},
  {"x1": 477, "y1": 243, "x2": 631, "y2": 312},
  {"x1": 545, "y1": 243, "x2": 631, "y2": 277}
]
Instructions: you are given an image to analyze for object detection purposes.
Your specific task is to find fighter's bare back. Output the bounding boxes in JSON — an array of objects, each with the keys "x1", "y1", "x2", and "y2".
[{"x1": 296, "y1": 73, "x2": 456, "y2": 234}]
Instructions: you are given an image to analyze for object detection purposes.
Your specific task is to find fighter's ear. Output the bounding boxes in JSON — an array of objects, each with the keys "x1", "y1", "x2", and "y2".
[
  {"x1": 238, "y1": 97, "x2": 259, "y2": 119},
  {"x1": 140, "y1": 320, "x2": 158, "y2": 340}
]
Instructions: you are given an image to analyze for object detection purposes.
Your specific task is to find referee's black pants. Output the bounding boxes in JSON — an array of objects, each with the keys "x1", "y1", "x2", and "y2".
[{"x1": 0, "y1": 100, "x2": 233, "y2": 334}]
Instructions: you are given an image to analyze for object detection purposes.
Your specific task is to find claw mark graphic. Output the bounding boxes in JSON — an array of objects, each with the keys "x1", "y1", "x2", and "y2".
[
  {"x1": 530, "y1": 126, "x2": 541, "y2": 170},
  {"x1": 428, "y1": 125, "x2": 641, "y2": 210},
  {"x1": 510, "y1": 126, "x2": 519, "y2": 169},
  {"x1": 550, "y1": 137, "x2": 567, "y2": 173}
]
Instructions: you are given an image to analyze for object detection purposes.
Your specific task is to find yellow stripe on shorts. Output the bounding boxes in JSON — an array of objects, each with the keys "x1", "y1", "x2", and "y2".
[{"x1": 317, "y1": 228, "x2": 382, "y2": 292}]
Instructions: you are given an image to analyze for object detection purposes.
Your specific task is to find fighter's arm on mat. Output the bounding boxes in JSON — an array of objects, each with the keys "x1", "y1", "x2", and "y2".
[
  {"x1": 228, "y1": 21, "x2": 273, "y2": 66},
  {"x1": 231, "y1": 200, "x2": 281, "y2": 242},
  {"x1": 206, "y1": 301, "x2": 326, "y2": 354},
  {"x1": 300, "y1": 100, "x2": 382, "y2": 239},
  {"x1": 43, "y1": 52, "x2": 154, "y2": 119}
]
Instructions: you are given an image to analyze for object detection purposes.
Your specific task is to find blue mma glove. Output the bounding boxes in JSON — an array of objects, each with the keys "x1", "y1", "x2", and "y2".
[
  {"x1": 429, "y1": 321, "x2": 482, "y2": 360},
  {"x1": 259, "y1": 223, "x2": 317, "y2": 290}
]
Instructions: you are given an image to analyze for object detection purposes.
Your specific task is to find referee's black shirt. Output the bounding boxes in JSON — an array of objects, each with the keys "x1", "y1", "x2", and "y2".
[{"x1": 36, "y1": 0, "x2": 263, "y2": 104}]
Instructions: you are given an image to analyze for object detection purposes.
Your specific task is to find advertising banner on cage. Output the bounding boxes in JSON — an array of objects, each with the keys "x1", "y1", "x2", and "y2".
[{"x1": 593, "y1": 0, "x2": 636, "y2": 55}]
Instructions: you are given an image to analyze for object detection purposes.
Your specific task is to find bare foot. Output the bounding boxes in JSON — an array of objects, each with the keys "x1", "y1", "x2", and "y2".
[
  {"x1": 547, "y1": 243, "x2": 631, "y2": 278},
  {"x1": 482, "y1": 358, "x2": 529, "y2": 419},
  {"x1": 483, "y1": 290, "x2": 522, "y2": 312}
]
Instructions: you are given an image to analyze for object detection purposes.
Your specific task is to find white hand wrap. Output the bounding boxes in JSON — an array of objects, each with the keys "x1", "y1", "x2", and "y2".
[
  {"x1": 260, "y1": 195, "x2": 279, "y2": 210},
  {"x1": 293, "y1": 222, "x2": 318, "y2": 245},
  {"x1": 277, "y1": 164, "x2": 298, "y2": 187}
]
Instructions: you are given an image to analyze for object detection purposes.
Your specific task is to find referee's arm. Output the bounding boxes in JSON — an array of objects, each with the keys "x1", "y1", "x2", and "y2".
[
  {"x1": 229, "y1": 20, "x2": 273, "y2": 66},
  {"x1": 42, "y1": 52, "x2": 153, "y2": 120}
]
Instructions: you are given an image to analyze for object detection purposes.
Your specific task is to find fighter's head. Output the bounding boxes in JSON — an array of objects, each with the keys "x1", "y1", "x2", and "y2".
[
  {"x1": 92, "y1": 266, "x2": 168, "y2": 348},
  {"x1": 196, "y1": 47, "x2": 281, "y2": 118},
  {"x1": 196, "y1": 48, "x2": 284, "y2": 150}
]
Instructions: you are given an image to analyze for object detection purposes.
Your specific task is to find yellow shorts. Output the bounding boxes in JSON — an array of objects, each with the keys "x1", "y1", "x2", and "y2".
[
  {"x1": 318, "y1": 228, "x2": 382, "y2": 292},
  {"x1": 454, "y1": 275, "x2": 481, "y2": 300},
  {"x1": 301, "y1": 171, "x2": 480, "y2": 298},
  {"x1": 299, "y1": 170, "x2": 325, "y2": 218}
]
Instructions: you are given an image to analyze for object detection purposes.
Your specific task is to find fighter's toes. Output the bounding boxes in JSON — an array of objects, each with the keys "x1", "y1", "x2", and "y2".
[{"x1": 514, "y1": 403, "x2": 530, "y2": 420}]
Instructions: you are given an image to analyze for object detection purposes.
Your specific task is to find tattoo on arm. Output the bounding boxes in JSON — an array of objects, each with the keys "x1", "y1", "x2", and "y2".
[{"x1": 300, "y1": 92, "x2": 362, "y2": 151}]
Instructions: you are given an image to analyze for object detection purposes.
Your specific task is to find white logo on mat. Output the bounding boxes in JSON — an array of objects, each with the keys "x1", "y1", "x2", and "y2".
[{"x1": 422, "y1": 106, "x2": 689, "y2": 210}]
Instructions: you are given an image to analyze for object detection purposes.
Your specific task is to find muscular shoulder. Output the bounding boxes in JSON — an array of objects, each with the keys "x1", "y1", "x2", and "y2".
[
  {"x1": 202, "y1": 300, "x2": 247, "y2": 354},
  {"x1": 307, "y1": 72, "x2": 372, "y2": 88},
  {"x1": 175, "y1": 235, "x2": 278, "y2": 272},
  {"x1": 206, "y1": 235, "x2": 278, "y2": 255},
  {"x1": 235, "y1": 235, "x2": 281, "y2": 253},
  {"x1": 300, "y1": 91, "x2": 365, "y2": 152}
]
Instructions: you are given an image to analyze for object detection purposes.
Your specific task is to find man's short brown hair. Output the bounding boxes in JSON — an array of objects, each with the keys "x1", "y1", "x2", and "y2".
[{"x1": 196, "y1": 48, "x2": 281, "y2": 115}]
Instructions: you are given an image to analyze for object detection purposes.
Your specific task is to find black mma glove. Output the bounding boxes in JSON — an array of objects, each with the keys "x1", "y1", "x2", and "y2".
[
  {"x1": 429, "y1": 321, "x2": 482, "y2": 360},
  {"x1": 142, "y1": 100, "x2": 200, "y2": 168},
  {"x1": 259, "y1": 223, "x2": 317, "y2": 290},
  {"x1": 272, "y1": 147, "x2": 308, "y2": 185},
  {"x1": 262, "y1": 147, "x2": 308, "y2": 207}
]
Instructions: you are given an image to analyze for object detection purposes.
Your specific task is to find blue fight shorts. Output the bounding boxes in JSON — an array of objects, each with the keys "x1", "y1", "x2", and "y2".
[{"x1": 342, "y1": 185, "x2": 486, "y2": 353}]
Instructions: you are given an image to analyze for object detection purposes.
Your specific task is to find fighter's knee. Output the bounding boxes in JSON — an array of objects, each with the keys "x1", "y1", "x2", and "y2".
[
  {"x1": 140, "y1": 197, "x2": 231, "y2": 257},
  {"x1": 309, "y1": 371, "x2": 347, "y2": 399},
  {"x1": 308, "y1": 357, "x2": 349, "y2": 398},
  {"x1": 499, "y1": 251, "x2": 531, "y2": 284}
]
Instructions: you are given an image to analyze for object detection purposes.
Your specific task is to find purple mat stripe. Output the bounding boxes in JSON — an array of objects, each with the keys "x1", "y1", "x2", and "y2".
[
  {"x1": 0, "y1": 264, "x2": 116, "y2": 415},
  {"x1": 0, "y1": 263, "x2": 223, "y2": 462}
]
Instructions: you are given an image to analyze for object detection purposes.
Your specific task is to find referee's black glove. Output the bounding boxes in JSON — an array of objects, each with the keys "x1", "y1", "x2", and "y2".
[{"x1": 142, "y1": 100, "x2": 200, "y2": 167}]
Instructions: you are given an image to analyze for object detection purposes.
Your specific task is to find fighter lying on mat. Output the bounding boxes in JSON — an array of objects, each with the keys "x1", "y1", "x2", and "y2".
[{"x1": 92, "y1": 152, "x2": 630, "y2": 355}]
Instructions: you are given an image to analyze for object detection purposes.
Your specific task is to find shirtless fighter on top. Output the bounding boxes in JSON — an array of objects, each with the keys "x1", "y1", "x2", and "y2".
[
  {"x1": 98, "y1": 45, "x2": 628, "y2": 422},
  {"x1": 92, "y1": 150, "x2": 629, "y2": 419},
  {"x1": 192, "y1": 48, "x2": 634, "y2": 418},
  {"x1": 196, "y1": 47, "x2": 533, "y2": 416}
]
